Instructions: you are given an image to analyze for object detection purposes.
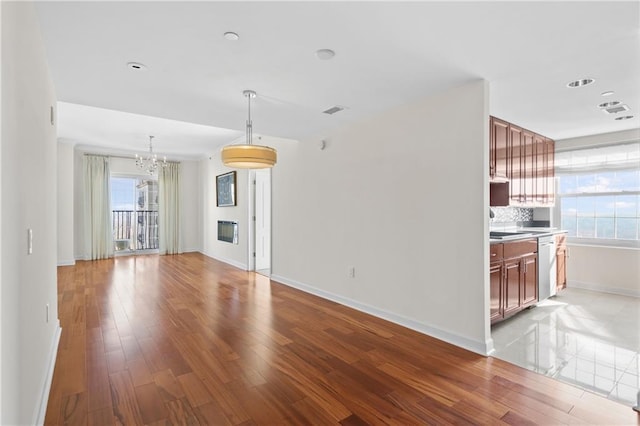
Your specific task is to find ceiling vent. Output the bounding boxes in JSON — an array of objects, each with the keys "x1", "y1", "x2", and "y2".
[
  {"x1": 323, "y1": 106, "x2": 345, "y2": 115},
  {"x1": 602, "y1": 104, "x2": 630, "y2": 115}
]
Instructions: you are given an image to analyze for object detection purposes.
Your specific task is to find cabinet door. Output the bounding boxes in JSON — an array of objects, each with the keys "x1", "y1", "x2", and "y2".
[
  {"x1": 490, "y1": 262, "x2": 504, "y2": 323},
  {"x1": 509, "y1": 125, "x2": 523, "y2": 203},
  {"x1": 556, "y1": 234, "x2": 567, "y2": 291},
  {"x1": 556, "y1": 248, "x2": 567, "y2": 291},
  {"x1": 503, "y1": 258, "x2": 522, "y2": 317},
  {"x1": 490, "y1": 117, "x2": 509, "y2": 179},
  {"x1": 534, "y1": 135, "x2": 545, "y2": 204},
  {"x1": 521, "y1": 254, "x2": 538, "y2": 307},
  {"x1": 545, "y1": 139, "x2": 555, "y2": 205},
  {"x1": 522, "y1": 131, "x2": 535, "y2": 203}
]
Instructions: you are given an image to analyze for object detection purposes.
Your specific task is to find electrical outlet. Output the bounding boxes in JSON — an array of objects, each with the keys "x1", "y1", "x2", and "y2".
[
  {"x1": 348, "y1": 266, "x2": 355, "y2": 278},
  {"x1": 46, "y1": 304, "x2": 49, "y2": 323}
]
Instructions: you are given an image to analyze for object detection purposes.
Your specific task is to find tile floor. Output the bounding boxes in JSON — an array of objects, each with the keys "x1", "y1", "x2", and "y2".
[{"x1": 491, "y1": 287, "x2": 640, "y2": 407}]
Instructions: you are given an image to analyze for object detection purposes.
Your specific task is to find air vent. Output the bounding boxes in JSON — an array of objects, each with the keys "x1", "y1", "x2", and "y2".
[
  {"x1": 566, "y1": 78, "x2": 594, "y2": 88},
  {"x1": 323, "y1": 106, "x2": 345, "y2": 115},
  {"x1": 602, "y1": 104, "x2": 630, "y2": 115},
  {"x1": 598, "y1": 101, "x2": 621, "y2": 109}
]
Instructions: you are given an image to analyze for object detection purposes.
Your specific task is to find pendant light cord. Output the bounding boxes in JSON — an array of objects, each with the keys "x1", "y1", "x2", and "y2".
[{"x1": 246, "y1": 92, "x2": 253, "y2": 146}]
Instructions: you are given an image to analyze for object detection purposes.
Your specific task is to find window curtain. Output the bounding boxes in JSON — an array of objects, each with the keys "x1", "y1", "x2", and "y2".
[
  {"x1": 158, "y1": 162, "x2": 182, "y2": 255},
  {"x1": 83, "y1": 155, "x2": 113, "y2": 260}
]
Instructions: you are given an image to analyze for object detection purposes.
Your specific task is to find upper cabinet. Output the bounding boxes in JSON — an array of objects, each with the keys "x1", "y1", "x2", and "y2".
[
  {"x1": 489, "y1": 116, "x2": 555, "y2": 207},
  {"x1": 490, "y1": 117, "x2": 509, "y2": 181}
]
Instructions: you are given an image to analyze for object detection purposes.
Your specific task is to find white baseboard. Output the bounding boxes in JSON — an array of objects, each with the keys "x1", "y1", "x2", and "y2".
[
  {"x1": 34, "y1": 322, "x2": 62, "y2": 426},
  {"x1": 199, "y1": 251, "x2": 248, "y2": 271},
  {"x1": 271, "y1": 274, "x2": 492, "y2": 356},
  {"x1": 57, "y1": 259, "x2": 76, "y2": 266},
  {"x1": 568, "y1": 280, "x2": 640, "y2": 298}
]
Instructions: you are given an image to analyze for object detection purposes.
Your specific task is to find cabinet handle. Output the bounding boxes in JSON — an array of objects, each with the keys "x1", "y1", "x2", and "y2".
[{"x1": 491, "y1": 253, "x2": 497, "y2": 257}]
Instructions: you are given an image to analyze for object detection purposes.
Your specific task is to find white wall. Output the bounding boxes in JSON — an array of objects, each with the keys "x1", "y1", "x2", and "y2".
[
  {"x1": 73, "y1": 151, "x2": 201, "y2": 258},
  {"x1": 268, "y1": 80, "x2": 491, "y2": 354},
  {"x1": 556, "y1": 128, "x2": 640, "y2": 297},
  {"x1": 57, "y1": 141, "x2": 75, "y2": 265},
  {"x1": 200, "y1": 155, "x2": 250, "y2": 269},
  {"x1": 567, "y1": 245, "x2": 640, "y2": 297},
  {"x1": 1, "y1": 2, "x2": 61, "y2": 423}
]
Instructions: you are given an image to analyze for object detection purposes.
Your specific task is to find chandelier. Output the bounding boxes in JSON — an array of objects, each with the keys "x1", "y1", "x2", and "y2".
[
  {"x1": 221, "y1": 90, "x2": 277, "y2": 169},
  {"x1": 136, "y1": 135, "x2": 167, "y2": 175}
]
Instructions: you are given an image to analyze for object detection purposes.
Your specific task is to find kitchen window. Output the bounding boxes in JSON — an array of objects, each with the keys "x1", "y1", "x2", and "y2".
[{"x1": 555, "y1": 141, "x2": 640, "y2": 248}]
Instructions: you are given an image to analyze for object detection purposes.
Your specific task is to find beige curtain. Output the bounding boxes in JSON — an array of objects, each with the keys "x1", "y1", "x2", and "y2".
[
  {"x1": 158, "y1": 162, "x2": 182, "y2": 255},
  {"x1": 83, "y1": 155, "x2": 113, "y2": 260}
]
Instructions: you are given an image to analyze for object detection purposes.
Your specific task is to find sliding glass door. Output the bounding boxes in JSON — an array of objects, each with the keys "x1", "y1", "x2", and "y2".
[{"x1": 111, "y1": 176, "x2": 159, "y2": 253}]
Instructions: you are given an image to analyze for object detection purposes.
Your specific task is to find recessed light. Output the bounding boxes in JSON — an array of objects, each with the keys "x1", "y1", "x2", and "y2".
[
  {"x1": 224, "y1": 32, "x2": 239, "y2": 41},
  {"x1": 598, "y1": 101, "x2": 621, "y2": 108},
  {"x1": 601, "y1": 91, "x2": 615, "y2": 97},
  {"x1": 566, "y1": 78, "x2": 594, "y2": 88},
  {"x1": 126, "y1": 62, "x2": 147, "y2": 71},
  {"x1": 316, "y1": 49, "x2": 336, "y2": 60},
  {"x1": 614, "y1": 115, "x2": 634, "y2": 121}
]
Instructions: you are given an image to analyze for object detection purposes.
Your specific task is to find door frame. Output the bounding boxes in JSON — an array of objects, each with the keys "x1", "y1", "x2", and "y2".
[{"x1": 247, "y1": 169, "x2": 272, "y2": 274}]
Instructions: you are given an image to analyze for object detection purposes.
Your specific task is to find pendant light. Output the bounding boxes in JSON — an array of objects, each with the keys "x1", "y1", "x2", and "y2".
[{"x1": 221, "y1": 90, "x2": 277, "y2": 169}]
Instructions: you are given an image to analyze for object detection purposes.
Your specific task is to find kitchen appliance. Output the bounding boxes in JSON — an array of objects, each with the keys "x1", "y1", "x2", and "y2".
[{"x1": 538, "y1": 235, "x2": 557, "y2": 300}]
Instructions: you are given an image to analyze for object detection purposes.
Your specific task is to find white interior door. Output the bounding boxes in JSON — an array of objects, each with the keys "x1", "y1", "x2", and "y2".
[{"x1": 254, "y1": 169, "x2": 271, "y2": 273}]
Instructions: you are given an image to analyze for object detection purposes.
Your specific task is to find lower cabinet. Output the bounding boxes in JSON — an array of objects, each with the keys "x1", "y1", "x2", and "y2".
[
  {"x1": 490, "y1": 239, "x2": 538, "y2": 325},
  {"x1": 490, "y1": 261, "x2": 504, "y2": 323},
  {"x1": 556, "y1": 233, "x2": 567, "y2": 292}
]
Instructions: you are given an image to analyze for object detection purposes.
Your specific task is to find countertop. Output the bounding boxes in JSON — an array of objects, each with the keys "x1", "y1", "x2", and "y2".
[{"x1": 489, "y1": 227, "x2": 567, "y2": 244}]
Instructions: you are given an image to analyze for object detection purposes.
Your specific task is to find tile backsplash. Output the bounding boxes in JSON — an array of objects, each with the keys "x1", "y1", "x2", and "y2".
[{"x1": 490, "y1": 206, "x2": 533, "y2": 223}]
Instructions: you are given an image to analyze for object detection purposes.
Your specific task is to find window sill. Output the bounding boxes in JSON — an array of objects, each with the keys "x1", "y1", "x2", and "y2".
[{"x1": 567, "y1": 238, "x2": 640, "y2": 250}]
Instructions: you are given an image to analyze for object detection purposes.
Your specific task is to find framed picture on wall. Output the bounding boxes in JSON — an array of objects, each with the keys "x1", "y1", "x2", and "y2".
[{"x1": 216, "y1": 171, "x2": 237, "y2": 207}]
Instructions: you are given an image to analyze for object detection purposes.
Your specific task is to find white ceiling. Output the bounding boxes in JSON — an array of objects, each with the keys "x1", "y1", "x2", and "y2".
[{"x1": 35, "y1": 1, "x2": 640, "y2": 157}]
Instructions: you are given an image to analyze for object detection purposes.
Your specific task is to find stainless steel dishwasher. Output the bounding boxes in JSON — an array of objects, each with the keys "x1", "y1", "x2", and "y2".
[{"x1": 538, "y1": 235, "x2": 557, "y2": 301}]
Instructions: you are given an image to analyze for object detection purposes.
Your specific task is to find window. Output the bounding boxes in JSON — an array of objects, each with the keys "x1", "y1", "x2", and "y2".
[{"x1": 555, "y1": 142, "x2": 640, "y2": 247}]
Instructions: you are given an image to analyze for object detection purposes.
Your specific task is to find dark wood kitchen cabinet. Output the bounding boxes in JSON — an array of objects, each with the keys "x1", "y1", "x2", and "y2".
[
  {"x1": 509, "y1": 124, "x2": 523, "y2": 202},
  {"x1": 490, "y1": 239, "x2": 538, "y2": 325},
  {"x1": 489, "y1": 116, "x2": 555, "y2": 207},
  {"x1": 544, "y1": 138, "x2": 555, "y2": 205},
  {"x1": 490, "y1": 244, "x2": 504, "y2": 323},
  {"x1": 490, "y1": 116, "x2": 509, "y2": 181},
  {"x1": 556, "y1": 233, "x2": 567, "y2": 292}
]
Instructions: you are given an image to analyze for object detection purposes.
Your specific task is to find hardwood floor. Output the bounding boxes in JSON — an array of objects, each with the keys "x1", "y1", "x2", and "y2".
[{"x1": 45, "y1": 253, "x2": 638, "y2": 425}]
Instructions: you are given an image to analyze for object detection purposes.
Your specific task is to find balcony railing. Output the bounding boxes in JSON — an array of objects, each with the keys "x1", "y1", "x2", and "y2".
[{"x1": 112, "y1": 210, "x2": 159, "y2": 251}]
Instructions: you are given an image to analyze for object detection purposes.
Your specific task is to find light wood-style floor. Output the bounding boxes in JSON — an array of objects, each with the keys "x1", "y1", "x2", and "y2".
[{"x1": 45, "y1": 253, "x2": 639, "y2": 425}]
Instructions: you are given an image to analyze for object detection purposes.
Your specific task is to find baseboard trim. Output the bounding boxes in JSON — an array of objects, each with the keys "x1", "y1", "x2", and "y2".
[
  {"x1": 199, "y1": 251, "x2": 248, "y2": 271},
  {"x1": 57, "y1": 259, "x2": 76, "y2": 266},
  {"x1": 34, "y1": 322, "x2": 62, "y2": 425},
  {"x1": 271, "y1": 274, "x2": 491, "y2": 356},
  {"x1": 568, "y1": 280, "x2": 640, "y2": 298}
]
